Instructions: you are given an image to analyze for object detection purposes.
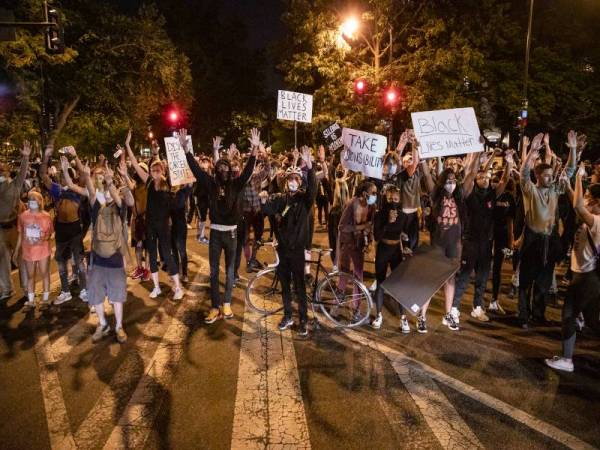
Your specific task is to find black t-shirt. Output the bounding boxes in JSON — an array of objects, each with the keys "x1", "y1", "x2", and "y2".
[
  {"x1": 493, "y1": 192, "x2": 515, "y2": 238},
  {"x1": 146, "y1": 181, "x2": 172, "y2": 229},
  {"x1": 464, "y1": 187, "x2": 496, "y2": 241}
]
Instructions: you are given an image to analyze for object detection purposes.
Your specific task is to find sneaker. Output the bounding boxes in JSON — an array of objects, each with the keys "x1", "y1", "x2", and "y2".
[
  {"x1": 371, "y1": 313, "x2": 383, "y2": 329},
  {"x1": 199, "y1": 237, "x2": 209, "y2": 245},
  {"x1": 369, "y1": 280, "x2": 377, "y2": 292},
  {"x1": 442, "y1": 313, "x2": 459, "y2": 331},
  {"x1": 79, "y1": 289, "x2": 88, "y2": 302},
  {"x1": 576, "y1": 314, "x2": 585, "y2": 332},
  {"x1": 24, "y1": 299, "x2": 36, "y2": 309},
  {"x1": 186, "y1": 223, "x2": 192, "y2": 229},
  {"x1": 141, "y1": 268, "x2": 150, "y2": 281},
  {"x1": 297, "y1": 322, "x2": 309, "y2": 337},
  {"x1": 92, "y1": 324, "x2": 110, "y2": 343},
  {"x1": 172, "y1": 287, "x2": 184, "y2": 301},
  {"x1": 488, "y1": 300, "x2": 505, "y2": 315},
  {"x1": 115, "y1": 327, "x2": 128, "y2": 344},
  {"x1": 450, "y1": 306, "x2": 460, "y2": 324},
  {"x1": 90, "y1": 305, "x2": 96, "y2": 314},
  {"x1": 223, "y1": 303, "x2": 234, "y2": 319},
  {"x1": 40, "y1": 297, "x2": 51, "y2": 308},
  {"x1": 278, "y1": 317, "x2": 294, "y2": 331},
  {"x1": 400, "y1": 315, "x2": 410, "y2": 334},
  {"x1": 181, "y1": 275, "x2": 189, "y2": 284},
  {"x1": 0, "y1": 291, "x2": 13, "y2": 301},
  {"x1": 149, "y1": 287, "x2": 162, "y2": 299},
  {"x1": 55, "y1": 291, "x2": 72, "y2": 305},
  {"x1": 417, "y1": 315, "x2": 428, "y2": 333},
  {"x1": 130, "y1": 266, "x2": 144, "y2": 279},
  {"x1": 545, "y1": 356, "x2": 574, "y2": 373},
  {"x1": 471, "y1": 306, "x2": 490, "y2": 322},
  {"x1": 204, "y1": 308, "x2": 222, "y2": 324}
]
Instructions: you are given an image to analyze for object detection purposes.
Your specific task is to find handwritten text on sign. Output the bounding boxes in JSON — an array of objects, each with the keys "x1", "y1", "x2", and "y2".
[
  {"x1": 411, "y1": 107, "x2": 483, "y2": 158},
  {"x1": 164, "y1": 136, "x2": 197, "y2": 186},
  {"x1": 341, "y1": 128, "x2": 387, "y2": 180},
  {"x1": 322, "y1": 122, "x2": 343, "y2": 153},
  {"x1": 277, "y1": 90, "x2": 313, "y2": 123}
]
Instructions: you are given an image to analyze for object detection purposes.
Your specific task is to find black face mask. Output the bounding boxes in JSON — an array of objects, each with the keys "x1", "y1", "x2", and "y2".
[
  {"x1": 336, "y1": 171, "x2": 344, "y2": 178},
  {"x1": 389, "y1": 201, "x2": 401, "y2": 210}
]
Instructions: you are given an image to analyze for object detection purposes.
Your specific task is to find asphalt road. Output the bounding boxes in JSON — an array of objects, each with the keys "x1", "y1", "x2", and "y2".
[{"x1": 0, "y1": 223, "x2": 599, "y2": 450}]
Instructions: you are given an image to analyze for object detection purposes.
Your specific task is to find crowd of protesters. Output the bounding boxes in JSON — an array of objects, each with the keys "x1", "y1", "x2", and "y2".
[{"x1": 0, "y1": 125, "x2": 598, "y2": 372}]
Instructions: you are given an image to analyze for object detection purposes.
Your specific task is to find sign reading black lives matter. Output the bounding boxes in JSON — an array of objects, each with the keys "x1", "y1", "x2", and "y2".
[
  {"x1": 411, "y1": 107, "x2": 483, "y2": 159},
  {"x1": 322, "y1": 122, "x2": 343, "y2": 153},
  {"x1": 277, "y1": 90, "x2": 313, "y2": 123},
  {"x1": 164, "y1": 136, "x2": 197, "y2": 186},
  {"x1": 341, "y1": 127, "x2": 387, "y2": 179}
]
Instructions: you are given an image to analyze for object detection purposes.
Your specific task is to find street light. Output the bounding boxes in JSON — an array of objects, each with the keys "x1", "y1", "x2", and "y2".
[{"x1": 340, "y1": 16, "x2": 359, "y2": 39}]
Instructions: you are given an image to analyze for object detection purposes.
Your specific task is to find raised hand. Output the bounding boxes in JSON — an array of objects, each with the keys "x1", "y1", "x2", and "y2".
[
  {"x1": 530, "y1": 133, "x2": 544, "y2": 151},
  {"x1": 248, "y1": 128, "x2": 261, "y2": 148},
  {"x1": 151, "y1": 140, "x2": 160, "y2": 155},
  {"x1": 522, "y1": 135, "x2": 530, "y2": 150},
  {"x1": 117, "y1": 159, "x2": 127, "y2": 176},
  {"x1": 81, "y1": 163, "x2": 91, "y2": 179},
  {"x1": 21, "y1": 140, "x2": 31, "y2": 158},
  {"x1": 125, "y1": 129, "x2": 132, "y2": 148},
  {"x1": 301, "y1": 145, "x2": 312, "y2": 169},
  {"x1": 543, "y1": 133, "x2": 550, "y2": 147},
  {"x1": 105, "y1": 166, "x2": 114, "y2": 184},
  {"x1": 44, "y1": 144, "x2": 54, "y2": 160},
  {"x1": 505, "y1": 149, "x2": 515, "y2": 165},
  {"x1": 60, "y1": 155, "x2": 69, "y2": 171},
  {"x1": 177, "y1": 128, "x2": 189, "y2": 152},
  {"x1": 576, "y1": 162, "x2": 586, "y2": 178},
  {"x1": 212, "y1": 136, "x2": 223, "y2": 151},
  {"x1": 567, "y1": 130, "x2": 577, "y2": 149}
]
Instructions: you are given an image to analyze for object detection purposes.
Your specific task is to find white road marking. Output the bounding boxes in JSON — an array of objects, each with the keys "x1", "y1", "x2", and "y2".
[
  {"x1": 231, "y1": 305, "x2": 311, "y2": 449},
  {"x1": 343, "y1": 329, "x2": 598, "y2": 450}
]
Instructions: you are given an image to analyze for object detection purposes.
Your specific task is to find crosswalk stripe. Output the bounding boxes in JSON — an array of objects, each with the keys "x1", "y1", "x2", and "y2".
[
  {"x1": 342, "y1": 329, "x2": 598, "y2": 450},
  {"x1": 231, "y1": 305, "x2": 311, "y2": 449}
]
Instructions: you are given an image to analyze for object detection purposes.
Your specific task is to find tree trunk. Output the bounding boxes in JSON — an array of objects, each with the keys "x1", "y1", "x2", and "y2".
[{"x1": 47, "y1": 95, "x2": 80, "y2": 147}]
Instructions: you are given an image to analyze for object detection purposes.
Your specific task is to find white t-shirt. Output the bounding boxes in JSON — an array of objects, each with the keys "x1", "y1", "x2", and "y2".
[{"x1": 571, "y1": 214, "x2": 600, "y2": 273}]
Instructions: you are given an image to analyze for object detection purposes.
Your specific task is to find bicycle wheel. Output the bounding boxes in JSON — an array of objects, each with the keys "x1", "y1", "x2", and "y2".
[
  {"x1": 315, "y1": 271, "x2": 372, "y2": 328},
  {"x1": 245, "y1": 268, "x2": 284, "y2": 315}
]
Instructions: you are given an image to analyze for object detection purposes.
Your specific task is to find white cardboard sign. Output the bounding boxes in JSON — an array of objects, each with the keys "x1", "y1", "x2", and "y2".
[
  {"x1": 411, "y1": 107, "x2": 483, "y2": 158},
  {"x1": 341, "y1": 128, "x2": 387, "y2": 180},
  {"x1": 277, "y1": 90, "x2": 313, "y2": 123},
  {"x1": 164, "y1": 136, "x2": 196, "y2": 186}
]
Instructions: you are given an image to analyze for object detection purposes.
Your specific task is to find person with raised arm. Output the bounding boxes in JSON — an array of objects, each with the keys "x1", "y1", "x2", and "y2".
[{"x1": 181, "y1": 127, "x2": 257, "y2": 323}]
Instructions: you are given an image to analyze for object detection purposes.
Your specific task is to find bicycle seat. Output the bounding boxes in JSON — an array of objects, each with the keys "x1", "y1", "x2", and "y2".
[{"x1": 310, "y1": 247, "x2": 332, "y2": 256}]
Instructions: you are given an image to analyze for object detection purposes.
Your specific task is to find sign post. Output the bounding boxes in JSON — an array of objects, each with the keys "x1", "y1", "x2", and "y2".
[
  {"x1": 411, "y1": 107, "x2": 483, "y2": 159},
  {"x1": 277, "y1": 90, "x2": 313, "y2": 149}
]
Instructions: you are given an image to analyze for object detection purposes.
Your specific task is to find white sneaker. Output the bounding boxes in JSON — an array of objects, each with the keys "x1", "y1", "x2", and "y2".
[
  {"x1": 90, "y1": 305, "x2": 96, "y2": 314},
  {"x1": 79, "y1": 289, "x2": 88, "y2": 302},
  {"x1": 370, "y1": 313, "x2": 383, "y2": 329},
  {"x1": 545, "y1": 356, "x2": 574, "y2": 373},
  {"x1": 400, "y1": 316, "x2": 410, "y2": 334},
  {"x1": 55, "y1": 291, "x2": 73, "y2": 305},
  {"x1": 149, "y1": 287, "x2": 162, "y2": 299},
  {"x1": 471, "y1": 306, "x2": 490, "y2": 322},
  {"x1": 92, "y1": 323, "x2": 111, "y2": 343},
  {"x1": 369, "y1": 280, "x2": 377, "y2": 292},
  {"x1": 24, "y1": 299, "x2": 36, "y2": 309},
  {"x1": 173, "y1": 287, "x2": 184, "y2": 301},
  {"x1": 488, "y1": 300, "x2": 506, "y2": 315},
  {"x1": 450, "y1": 306, "x2": 460, "y2": 324}
]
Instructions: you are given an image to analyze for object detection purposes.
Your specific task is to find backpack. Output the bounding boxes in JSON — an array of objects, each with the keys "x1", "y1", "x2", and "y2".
[{"x1": 92, "y1": 203, "x2": 126, "y2": 258}]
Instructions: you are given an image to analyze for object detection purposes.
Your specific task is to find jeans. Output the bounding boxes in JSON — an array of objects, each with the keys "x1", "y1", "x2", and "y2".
[
  {"x1": 55, "y1": 233, "x2": 86, "y2": 292},
  {"x1": 453, "y1": 239, "x2": 492, "y2": 309},
  {"x1": 374, "y1": 241, "x2": 403, "y2": 314},
  {"x1": 209, "y1": 228, "x2": 236, "y2": 308},
  {"x1": 147, "y1": 224, "x2": 178, "y2": 276},
  {"x1": 400, "y1": 211, "x2": 419, "y2": 250},
  {"x1": 277, "y1": 247, "x2": 307, "y2": 322},
  {"x1": 0, "y1": 225, "x2": 18, "y2": 295}
]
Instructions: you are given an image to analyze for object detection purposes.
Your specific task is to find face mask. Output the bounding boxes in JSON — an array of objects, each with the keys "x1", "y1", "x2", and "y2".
[
  {"x1": 28, "y1": 200, "x2": 39, "y2": 210},
  {"x1": 445, "y1": 182, "x2": 457, "y2": 194},
  {"x1": 288, "y1": 180, "x2": 299, "y2": 192},
  {"x1": 389, "y1": 164, "x2": 397, "y2": 174},
  {"x1": 367, "y1": 194, "x2": 377, "y2": 205},
  {"x1": 0, "y1": 176, "x2": 6, "y2": 183},
  {"x1": 336, "y1": 171, "x2": 344, "y2": 178},
  {"x1": 389, "y1": 201, "x2": 400, "y2": 209}
]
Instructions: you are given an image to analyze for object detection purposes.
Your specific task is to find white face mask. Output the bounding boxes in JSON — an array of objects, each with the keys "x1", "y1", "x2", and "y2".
[
  {"x1": 0, "y1": 176, "x2": 6, "y2": 183},
  {"x1": 388, "y1": 164, "x2": 397, "y2": 175},
  {"x1": 28, "y1": 200, "x2": 39, "y2": 210},
  {"x1": 445, "y1": 182, "x2": 457, "y2": 194},
  {"x1": 288, "y1": 180, "x2": 299, "y2": 192},
  {"x1": 367, "y1": 194, "x2": 377, "y2": 205}
]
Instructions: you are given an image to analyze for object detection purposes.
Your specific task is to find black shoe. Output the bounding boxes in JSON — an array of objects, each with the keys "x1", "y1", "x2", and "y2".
[
  {"x1": 417, "y1": 315, "x2": 428, "y2": 334},
  {"x1": 278, "y1": 317, "x2": 294, "y2": 331},
  {"x1": 297, "y1": 322, "x2": 309, "y2": 337}
]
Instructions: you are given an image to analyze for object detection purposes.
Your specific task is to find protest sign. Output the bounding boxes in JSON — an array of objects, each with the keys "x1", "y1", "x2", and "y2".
[
  {"x1": 322, "y1": 122, "x2": 343, "y2": 153},
  {"x1": 382, "y1": 246, "x2": 460, "y2": 316},
  {"x1": 341, "y1": 128, "x2": 387, "y2": 179},
  {"x1": 411, "y1": 107, "x2": 483, "y2": 158},
  {"x1": 164, "y1": 136, "x2": 196, "y2": 186},
  {"x1": 277, "y1": 90, "x2": 313, "y2": 123}
]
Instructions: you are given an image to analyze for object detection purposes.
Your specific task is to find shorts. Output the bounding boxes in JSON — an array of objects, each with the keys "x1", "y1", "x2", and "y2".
[
  {"x1": 87, "y1": 265, "x2": 127, "y2": 305},
  {"x1": 432, "y1": 225, "x2": 461, "y2": 259}
]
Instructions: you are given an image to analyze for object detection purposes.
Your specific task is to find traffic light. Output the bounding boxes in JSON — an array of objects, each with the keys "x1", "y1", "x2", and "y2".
[
  {"x1": 44, "y1": 1, "x2": 64, "y2": 54},
  {"x1": 353, "y1": 78, "x2": 367, "y2": 102},
  {"x1": 384, "y1": 87, "x2": 399, "y2": 108}
]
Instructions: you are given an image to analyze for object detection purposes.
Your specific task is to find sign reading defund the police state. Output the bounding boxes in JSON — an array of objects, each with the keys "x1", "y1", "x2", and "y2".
[
  {"x1": 341, "y1": 128, "x2": 387, "y2": 179},
  {"x1": 277, "y1": 90, "x2": 313, "y2": 123},
  {"x1": 411, "y1": 107, "x2": 483, "y2": 159},
  {"x1": 164, "y1": 136, "x2": 197, "y2": 186}
]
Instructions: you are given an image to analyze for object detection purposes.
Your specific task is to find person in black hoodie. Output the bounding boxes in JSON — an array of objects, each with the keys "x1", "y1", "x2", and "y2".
[
  {"x1": 180, "y1": 128, "x2": 258, "y2": 323},
  {"x1": 259, "y1": 146, "x2": 316, "y2": 336}
]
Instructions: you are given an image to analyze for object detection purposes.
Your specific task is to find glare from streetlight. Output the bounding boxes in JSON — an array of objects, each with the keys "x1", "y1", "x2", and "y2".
[{"x1": 341, "y1": 17, "x2": 359, "y2": 39}]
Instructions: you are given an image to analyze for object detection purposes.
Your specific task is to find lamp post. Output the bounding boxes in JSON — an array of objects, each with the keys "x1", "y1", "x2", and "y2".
[{"x1": 519, "y1": 0, "x2": 535, "y2": 155}]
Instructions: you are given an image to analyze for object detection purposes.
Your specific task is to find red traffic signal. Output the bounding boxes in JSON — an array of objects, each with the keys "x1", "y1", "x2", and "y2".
[
  {"x1": 384, "y1": 87, "x2": 400, "y2": 107},
  {"x1": 168, "y1": 110, "x2": 179, "y2": 123}
]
